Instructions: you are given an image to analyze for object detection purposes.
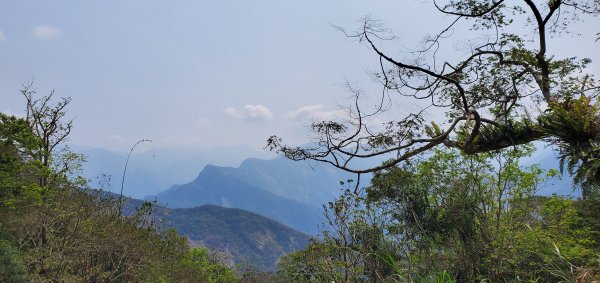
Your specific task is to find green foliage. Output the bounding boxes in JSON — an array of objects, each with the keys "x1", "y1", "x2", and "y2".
[
  {"x1": 534, "y1": 196, "x2": 599, "y2": 268},
  {"x1": 271, "y1": 1, "x2": 600, "y2": 280},
  {"x1": 167, "y1": 205, "x2": 308, "y2": 271},
  {"x1": 396, "y1": 270, "x2": 455, "y2": 283},
  {"x1": 539, "y1": 95, "x2": 600, "y2": 196},
  {"x1": 0, "y1": 97, "x2": 237, "y2": 282},
  {"x1": 0, "y1": 113, "x2": 46, "y2": 206},
  {"x1": 0, "y1": 239, "x2": 28, "y2": 282},
  {"x1": 277, "y1": 147, "x2": 600, "y2": 282},
  {"x1": 277, "y1": 238, "x2": 368, "y2": 283},
  {"x1": 182, "y1": 247, "x2": 237, "y2": 283},
  {"x1": 0, "y1": 159, "x2": 237, "y2": 281},
  {"x1": 276, "y1": 183, "x2": 399, "y2": 282},
  {"x1": 1, "y1": 183, "x2": 229, "y2": 282}
]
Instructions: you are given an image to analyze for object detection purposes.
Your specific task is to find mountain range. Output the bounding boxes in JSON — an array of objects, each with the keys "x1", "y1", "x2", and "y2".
[
  {"x1": 80, "y1": 144, "x2": 580, "y2": 235},
  {"x1": 79, "y1": 144, "x2": 579, "y2": 271},
  {"x1": 74, "y1": 144, "x2": 273, "y2": 198},
  {"x1": 150, "y1": 157, "x2": 359, "y2": 235}
]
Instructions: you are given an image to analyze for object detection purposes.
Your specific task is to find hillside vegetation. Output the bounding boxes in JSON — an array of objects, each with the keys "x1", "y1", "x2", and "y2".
[
  {"x1": 0, "y1": 93, "x2": 236, "y2": 281},
  {"x1": 276, "y1": 146, "x2": 600, "y2": 282},
  {"x1": 167, "y1": 205, "x2": 309, "y2": 271}
]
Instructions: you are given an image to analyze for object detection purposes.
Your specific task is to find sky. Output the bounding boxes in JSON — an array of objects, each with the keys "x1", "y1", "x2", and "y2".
[{"x1": 1, "y1": 1, "x2": 598, "y2": 152}]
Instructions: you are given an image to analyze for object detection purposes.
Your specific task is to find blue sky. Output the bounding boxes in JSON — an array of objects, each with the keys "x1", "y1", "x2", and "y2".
[{"x1": 1, "y1": 1, "x2": 598, "y2": 151}]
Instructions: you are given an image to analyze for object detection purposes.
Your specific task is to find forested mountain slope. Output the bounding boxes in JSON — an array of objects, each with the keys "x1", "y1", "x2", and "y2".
[{"x1": 166, "y1": 205, "x2": 309, "y2": 271}]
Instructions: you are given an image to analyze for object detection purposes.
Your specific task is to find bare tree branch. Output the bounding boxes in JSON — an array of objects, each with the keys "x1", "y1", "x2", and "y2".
[{"x1": 269, "y1": 0, "x2": 600, "y2": 176}]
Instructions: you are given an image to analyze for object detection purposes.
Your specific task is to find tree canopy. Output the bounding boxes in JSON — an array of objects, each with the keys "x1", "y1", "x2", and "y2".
[
  {"x1": 268, "y1": 0, "x2": 600, "y2": 193},
  {"x1": 277, "y1": 146, "x2": 600, "y2": 281}
]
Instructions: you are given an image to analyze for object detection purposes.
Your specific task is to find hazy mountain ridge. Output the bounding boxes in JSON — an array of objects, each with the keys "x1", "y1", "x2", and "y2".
[
  {"x1": 234, "y1": 157, "x2": 351, "y2": 205},
  {"x1": 152, "y1": 162, "x2": 328, "y2": 234},
  {"x1": 74, "y1": 144, "x2": 274, "y2": 198},
  {"x1": 149, "y1": 154, "x2": 380, "y2": 235}
]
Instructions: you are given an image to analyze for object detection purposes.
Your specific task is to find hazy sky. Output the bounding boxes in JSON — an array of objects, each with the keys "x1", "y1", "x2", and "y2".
[{"x1": 1, "y1": 1, "x2": 598, "y2": 151}]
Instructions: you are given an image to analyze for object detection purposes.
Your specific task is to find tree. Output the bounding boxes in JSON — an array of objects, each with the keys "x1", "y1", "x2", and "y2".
[
  {"x1": 0, "y1": 113, "x2": 45, "y2": 206},
  {"x1": 278, "y1": 146, "x2": 600, "y2": 281},
  {"x1": 268, "y1": 1, "x2": 600, "y2": 191},
  {"x1": 1, "y1": 88, "x2": 237, "y2": 282},
  {"x1": 277, "y1": 186, "x2": 398, "y2": 282},
  {"x1": 367, "y1": 146, "x2": 554, "y2": 281},
  {"x1": 182, "y1": 247, "x2": 237, "y2": 283},
  {"x1": 20, "y1": 81, "x2": 84, "y2": 187}
]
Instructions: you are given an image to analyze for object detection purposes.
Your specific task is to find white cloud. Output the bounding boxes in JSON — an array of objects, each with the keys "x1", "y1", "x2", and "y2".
[
  {"x1": 225, "y1": 105, "x2": 273, "y2": 121},
  {"x1": 33, "y1": 25, "x2": 61, "y2": 39},
  {"x1": 286, "y1": 104, "x2": 343, "y2": 121},
  {"x1": 0, "y1": 30, "x2": 5, "y2": 42}
]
